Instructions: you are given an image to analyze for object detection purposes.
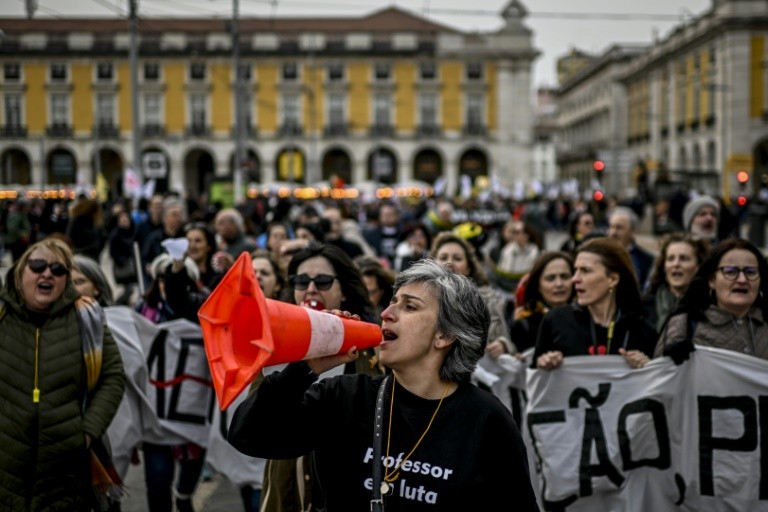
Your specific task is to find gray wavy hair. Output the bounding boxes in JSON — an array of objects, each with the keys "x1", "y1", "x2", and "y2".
[{"x1": 393, "y1": 258, "x2": 489, "y2": 382}]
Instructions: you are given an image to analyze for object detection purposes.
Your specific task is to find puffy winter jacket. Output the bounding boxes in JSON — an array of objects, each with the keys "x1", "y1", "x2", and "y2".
[{"x1": 0, "y1": 282, "x2": 125, "y2": 511}]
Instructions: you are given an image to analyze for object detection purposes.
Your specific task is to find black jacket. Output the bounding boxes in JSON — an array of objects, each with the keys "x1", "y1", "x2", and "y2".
[{"x1": 533, "y1": 304, "x2": 657, "y2": 365}]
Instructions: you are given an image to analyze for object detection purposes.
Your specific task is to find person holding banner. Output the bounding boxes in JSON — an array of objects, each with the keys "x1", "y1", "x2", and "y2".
[
  {"x1": 0, "y1": 238, "x2": 126, "y2": 510},
  {"x1": 228, "y1": 259, "x2": 539, "y2": 511},
  {"x1": 534, "y1": 237, "x2": 656, "y2": 370},
  {"x1": 643, "y1": 233, "x2": 710, "y2": 332},
  {"x1": 510, "y1": 251, "x2": 574, "y2": 354},
  {"x1": 655, "y1": 238, "x2": 768, "y2": 362}
]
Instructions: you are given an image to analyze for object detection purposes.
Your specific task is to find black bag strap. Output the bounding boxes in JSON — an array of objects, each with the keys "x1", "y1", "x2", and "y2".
[{"x1": 371, "y1": 375, "x2": 391, "y2": 512}]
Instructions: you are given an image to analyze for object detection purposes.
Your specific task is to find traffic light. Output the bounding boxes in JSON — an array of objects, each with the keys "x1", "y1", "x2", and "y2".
[
  {"x1": 593, "y1": 160, "x2": 606, "y2": 173},
  {"x1": 593, "y1": 190, "x2": 605, "y2": 202},
  {"x1": 736, "y1": 170, "x2": 749, "y2": 206}
]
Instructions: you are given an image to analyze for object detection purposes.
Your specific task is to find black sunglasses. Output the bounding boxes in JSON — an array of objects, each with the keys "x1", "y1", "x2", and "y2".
[
  {"x1": 27, "y1": 259, "x2": 69, "y2": 277},
  {"x1": 289, "y1": 273, "x2": 337, "y2": 291}
]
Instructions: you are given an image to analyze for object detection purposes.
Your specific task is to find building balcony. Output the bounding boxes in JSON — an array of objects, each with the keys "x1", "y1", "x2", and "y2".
[
  {"x1": 185, "y1": 124, "x2": 210, "y2": 137},
  {"x1": 1, "y1": 125, "x2": 27, "y2": 138},
  {"x1": 278, "y1": 122, "x2": 303, "y2": 137},
  {"x1": 416, "y1": 124, "x2": 441, "y2": 137},
  {"x1": 46, "y1": 123, "x2": 73, "y2": 137},
  {"x1": 93, "y1": 123, "x2": 120, "y2": 138},
  {"x1": 324, "y1": 123, "x2": 348, "y2": 137},
  {"x1": 369, "y1": 124, "x2": 394, "y2": 137},
  {"x1": 462, "y1": 123, "x2": 487, "y2": 137},
  {"x1": 230, "y1": 125, "x2": 258, "y2": 138},
  {"x1": 143, "y1": 124, "x2": 166, "y2": 138}
]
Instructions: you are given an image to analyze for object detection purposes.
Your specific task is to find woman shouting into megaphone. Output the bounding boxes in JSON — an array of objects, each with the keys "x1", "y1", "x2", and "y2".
[{"x1": 228, "y1": 258, "x2": 539, "y2": 512}]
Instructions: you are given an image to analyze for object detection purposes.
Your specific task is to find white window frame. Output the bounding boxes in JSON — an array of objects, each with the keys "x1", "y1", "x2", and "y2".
[
  {"x1": 373, "y1": 92, "x2": 391, "y2": 126},
  {"x1": 419, "y1": 91, "x2": 438, "y2": 127},
  {"x1": 95, "y1": 62, "x2": 114, "y2": 82},
  {"x1": 143, "y1": 92, "x2": 163, "y2": 126},
  {"x1": 189, "y1": 93, "x2": 208, "y2": 128},
  {"x1": 3, "y1": 63, "x2": 21, "y2": 82},
  {"x1": 143, "y1": 62, "x2": 161, "y2": 82},
  {"x1": 327, "y1": 92, "x2": 345, "y2": 126},
  {"x1": 49, "y1": 93, "x2": 70, "y2": 125},
  {"x1": 327, "y1": 61, "x2": 344, "y2": 82},
  {"x1": 281, "y1": 92, "x2": 301, "y2": 127},
  {"x1": 50, "y1": 63, "x2": 68, "y2": 83},
  {"x1": 373, "y1": 62, "x2": 391, "y2": 82},
  {"x1": 465, "y1": 92, "x2": 484, "y2": 127},
  {"x1": 4, "y1": 93, "x2": 23, "y2": 127},
  {"x1": 282, "y1": 62, "x2": 299, "y2": 82},
  {"x1": 95, "y1": 93, "x2": 115, "y2": 126}
]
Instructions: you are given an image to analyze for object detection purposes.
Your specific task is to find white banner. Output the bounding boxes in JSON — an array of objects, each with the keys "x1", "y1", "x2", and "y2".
[{"x1": 520, "y1": 347, "x2": 768, "y2": 511}]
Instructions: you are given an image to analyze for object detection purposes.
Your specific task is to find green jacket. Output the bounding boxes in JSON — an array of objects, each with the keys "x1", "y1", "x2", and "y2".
[{"x1": 0, "y1": 282, "x2": 126, "y2": 511}]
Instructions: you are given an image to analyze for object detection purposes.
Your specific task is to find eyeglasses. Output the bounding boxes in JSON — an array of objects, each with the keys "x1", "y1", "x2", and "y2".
[
  {"x1": 289, "y1": 273, "x2": 337, "y2": 291},
  {"x1": 718, "y1": 266, "x2": 760, "y2": 281},
  {"x1": 27, "y1": 259, "x2": 69, "y2": 277}
]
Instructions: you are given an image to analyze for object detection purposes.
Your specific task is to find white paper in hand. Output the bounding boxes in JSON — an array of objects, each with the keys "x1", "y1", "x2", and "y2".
[{"x1": 161, "y1": 238, "x2": 189, "y2": 261}]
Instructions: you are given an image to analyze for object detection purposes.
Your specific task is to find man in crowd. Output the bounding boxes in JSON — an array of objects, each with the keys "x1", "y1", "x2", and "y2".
[{"x1": 607, "y1": 205, "x2": 654, "y2": 289}]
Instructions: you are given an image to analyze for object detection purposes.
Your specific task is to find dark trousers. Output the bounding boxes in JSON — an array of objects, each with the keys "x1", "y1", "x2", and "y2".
[{"x1": 142, "y1": 443, "x2": 206, "y2": 512}]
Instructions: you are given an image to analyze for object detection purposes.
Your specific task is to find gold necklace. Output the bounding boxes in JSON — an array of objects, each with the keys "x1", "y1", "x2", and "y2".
[{"x1": 383, "y1": 378, "x2": 451, "y2": 485}]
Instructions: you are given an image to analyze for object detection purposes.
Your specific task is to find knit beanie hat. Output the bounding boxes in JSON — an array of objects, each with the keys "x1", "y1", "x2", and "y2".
[{"x1": 682, "y1": 195, "x2": 719, "y2": 231}]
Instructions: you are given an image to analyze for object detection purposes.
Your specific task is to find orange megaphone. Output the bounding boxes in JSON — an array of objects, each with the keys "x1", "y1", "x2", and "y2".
[{"x1": 198, "y1": 251, "x2": 382, "y2": 410}]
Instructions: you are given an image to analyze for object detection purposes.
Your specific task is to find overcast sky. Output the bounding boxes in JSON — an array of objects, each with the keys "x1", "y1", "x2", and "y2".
[{"x1": 1, "y1": 0, "x2": 711, "y2": 87}]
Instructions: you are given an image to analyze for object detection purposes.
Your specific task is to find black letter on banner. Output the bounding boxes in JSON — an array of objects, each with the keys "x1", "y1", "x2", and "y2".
[
  {"x1": 527, "y1": 410, "x2": 578, "y2": 509},
  {"x1": 698, "y1": 396, "x2": 757, "y2": 496},
  {"x1": 569, "y1": 383, "x2": 624, "y2": 496},
  {"x1": 167, "y1": 337, "x2": 207, "y2": 424},
  {"x1": 617, "y1": 399, "x2": 671, "y2": 470},
  {"x1": 146, "y1": 329, "x2": 168, "y2": 418}
]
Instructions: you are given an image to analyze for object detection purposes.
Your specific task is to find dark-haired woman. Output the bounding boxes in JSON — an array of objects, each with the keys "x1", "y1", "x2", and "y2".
[
  {"x1": 534, "y1": 237, "x2": 657, "y2": 370},
  {"x1": 655, "y1": 238, "x2": 768, "y2": 362},
  {"x1": 510, "y1": 251, "x2": 574, "y2": 354}
]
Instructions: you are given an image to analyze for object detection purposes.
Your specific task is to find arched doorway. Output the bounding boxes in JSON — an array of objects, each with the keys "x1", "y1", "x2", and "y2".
[
  {"x1": 46, "y1": 147, "x2": 77, "y2": 185},
  {"x1": 92, "y1": 147, "x2": 123, "y2": 200},
  {"x1": 0, "y1": 147, "x2": 32, "y2": 185},
  {"x1": 458, "y1": 148, "x2": 488, "y2": 185},
  {"x1": 229, "y1": 149, "x2": 261, "y2": 184},
  {"x1": 321, "y1": 147, "x2": 352, "y2": 186},
  {"x1": 367, "y1": 147, "x2": 397, "y2": 184},
  {"x1": 413, "y1": 148, "x2": 443, "y2": 184},
  {"x1": 276, "y1": 146, "x2": 306, "y2": 184},
  {"x1": 184, "y1": 147, "x2": 215, "y2": 199}
]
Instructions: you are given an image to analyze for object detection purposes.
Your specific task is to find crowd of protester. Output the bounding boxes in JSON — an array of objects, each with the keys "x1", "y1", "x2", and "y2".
[{"x1": 0, "y1": 185, "x2": 764, "y2": 511}]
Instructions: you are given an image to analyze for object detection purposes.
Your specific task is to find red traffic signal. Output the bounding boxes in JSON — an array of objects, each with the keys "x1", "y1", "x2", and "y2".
[
  {"x1": 737, "y1": 171, "x2": 749, "y2": 184},
  {"x1": 737, "y1": 194, "x2": 748, "y2": 207},
  {"x1": 593, "y1": 160, "x2": 606, "y2": 172},
  {"x1": 593, "y1": 190, "x2": 605, "y2": 202}
]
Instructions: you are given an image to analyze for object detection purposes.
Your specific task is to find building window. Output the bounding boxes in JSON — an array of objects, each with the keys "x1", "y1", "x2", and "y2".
[
  {"x1": 3, "y1": 63, "x2": 20, "y2": 82},
  {"x1": 50, "y1": 93, "x2": 69, "y2": 125},
  {"x1": 327, "y1": 62, "x2": 344, "y2": 82},
  {"x1": 96, "y1": 93, "x2": 115, "y2": 126},
  {"x1": 374, "y1": 62, "x2": 391, "y2": 81},
  {"x1": 374, "y1": 93, "x2": 391, "y2": 126},
  {"x1": 4, "y1": 94, "x2": 22, "y2": 127},
  {"x1": 190, "y1": 62, "x2": 206, "y2": 81},
  {"x1": 420, "y1": 61, "x2": 437, "y2": 81},
  {"x1": 50, "y1": 63, "x2": 67, "y2": 82},
  {"x1": 466, "y1": 62, "x2": 483, "y2": 81},
  {"x1": 96, "y1": 62, "x2": 113, "y2": 82},
  {"x1": 328, "y1": 93, "x2": 344, "y2": 125},
  {"x1": 282, "y1": 62, "x2": 298, "y2": 82},
  {"x1": 143, "y1": 93, "x2": 162, "y2": 125},
  {"x1": 237, "y1": 63, "x2": 251, "y2": 82},
  {"x1": 419, "y1": 92, "x2": 438, "y2": 127},
  {"x1": 190, "y1": 93, "x2": 207, "y2": 127},
  {"x1": 282, "y1": 93, "x2": 300, "y2": 126},
  {"x1": 242, "y1": 93, "x2": 252, "y2": 130},
  {"x1": 144, "y1": 62, "x2": 160, "y2": 81},
  {"x1": 466, "y1": 93, "x2": 484, "y2": 127}
]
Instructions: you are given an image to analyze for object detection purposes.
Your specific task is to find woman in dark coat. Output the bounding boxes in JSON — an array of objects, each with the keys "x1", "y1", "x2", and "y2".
[{"x1": 534, "y1": 237, "x2": 657, "y2": 370}]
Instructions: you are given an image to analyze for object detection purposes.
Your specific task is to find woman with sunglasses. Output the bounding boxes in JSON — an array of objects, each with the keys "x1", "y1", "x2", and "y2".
[
  {"x1": 655, "y1": 238, "x2": 768, "y2": 362},
  {"x1": 0, "y1": 238, "x2": 125, "y2": 509},
  {"x1": 258, "y1": 243, "x2": 380, "y2": 512},
  {"x1": 228, "y1": 259, "x2": 539, "y2": 511}
]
